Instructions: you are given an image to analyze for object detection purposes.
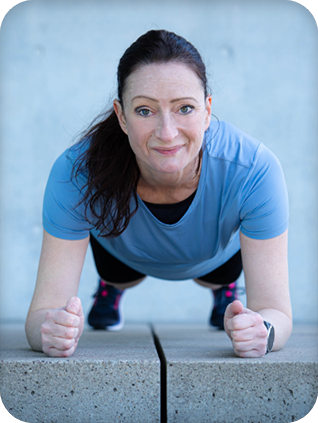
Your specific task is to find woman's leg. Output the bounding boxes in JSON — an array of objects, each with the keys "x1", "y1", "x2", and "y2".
[
  {"x1": 88, "y1": 235, "x2": 147, "y2": 330},
  {"x1": 194, "y1": 250, "x2": 243, "y2": 287},
  {"x1": 90, "y1": 234, "x2": 146, "y2": 286}
]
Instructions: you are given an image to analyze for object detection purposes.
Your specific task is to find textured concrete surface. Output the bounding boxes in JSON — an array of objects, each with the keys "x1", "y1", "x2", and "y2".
[
  {"x1": 154, "y1": 324, "x2": 318, "y2": 423},
  {"x1": 0, "y1": 324, "x2": 160, "y2": 423}
]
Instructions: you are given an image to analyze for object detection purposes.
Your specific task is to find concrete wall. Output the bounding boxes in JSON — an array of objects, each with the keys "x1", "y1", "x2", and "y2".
[{"x1": 0, "y1": 0, "x2": 317, "y2": 324}]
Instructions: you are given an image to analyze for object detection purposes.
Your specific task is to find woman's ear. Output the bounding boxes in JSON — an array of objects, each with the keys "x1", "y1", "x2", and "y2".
[
  {"x1": 204, "y1": 95, "x2": 212, "y2": 130},
  {"x1": 113, "y1": 99, "x2": 128, "y2": 135}
]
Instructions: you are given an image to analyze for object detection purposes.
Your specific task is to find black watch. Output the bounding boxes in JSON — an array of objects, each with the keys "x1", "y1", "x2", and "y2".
[{"x1": 263, "y1": 321, "x2": 275, "y2": 354}]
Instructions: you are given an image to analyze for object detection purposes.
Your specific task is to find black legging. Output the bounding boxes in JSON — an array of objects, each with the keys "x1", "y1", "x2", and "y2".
[{"x1": 90, "y1": 235, "x2": 243, "y2": 285}]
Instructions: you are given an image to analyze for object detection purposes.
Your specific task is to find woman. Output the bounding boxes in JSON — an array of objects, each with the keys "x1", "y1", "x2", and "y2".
[{"x1": 25, "y1": 30, "x2": 292, "y2": 358}]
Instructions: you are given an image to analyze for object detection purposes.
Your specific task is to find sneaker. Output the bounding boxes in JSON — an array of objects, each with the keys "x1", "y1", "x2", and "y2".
[
  {"x1": 210, "y1": 282, "x2": 241, "y2": 330},
  {"x1": 88, "y1": 279, "x2": 125, "y2": 331}
]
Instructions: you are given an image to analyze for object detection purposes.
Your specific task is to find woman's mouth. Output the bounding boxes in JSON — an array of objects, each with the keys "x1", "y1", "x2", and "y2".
[{"x1": 153, "y1": 145, "x2": 183, "y2": 155}]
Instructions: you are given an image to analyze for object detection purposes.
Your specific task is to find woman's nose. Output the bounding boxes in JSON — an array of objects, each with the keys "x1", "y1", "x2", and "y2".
[{"x1": 154, "y1": 114, "x2": 178, "y2": 142}]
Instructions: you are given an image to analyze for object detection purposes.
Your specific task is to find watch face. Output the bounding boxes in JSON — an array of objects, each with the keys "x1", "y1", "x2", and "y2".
[
  {"x1": 267, "y1": 326, "x2": 275, "y2": 352},
  {"x1": 263, "y1": 321, "x2": 275, "y2": 353}
]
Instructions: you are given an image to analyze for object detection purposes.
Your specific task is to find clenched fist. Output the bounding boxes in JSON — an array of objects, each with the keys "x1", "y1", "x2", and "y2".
[
  {"x1": 224, "y1": 300, "x2": 268, "y2": 358},
  {"x1": 41, "y1": 297, "x2": 84, "y2": 357}
]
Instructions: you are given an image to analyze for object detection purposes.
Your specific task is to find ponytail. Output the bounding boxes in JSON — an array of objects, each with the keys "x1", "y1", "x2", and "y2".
[{"x1": 72, "y1": 109, "x2": 140, "y2": 237}]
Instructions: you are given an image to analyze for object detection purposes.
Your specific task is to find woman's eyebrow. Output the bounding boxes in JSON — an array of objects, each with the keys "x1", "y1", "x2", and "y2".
[
  {"x1": 132, "y1": 95, "x2": 159, "y2": 103},
  {"x1": 131, "y1": 95, "x2": 198, "y2": 103}
]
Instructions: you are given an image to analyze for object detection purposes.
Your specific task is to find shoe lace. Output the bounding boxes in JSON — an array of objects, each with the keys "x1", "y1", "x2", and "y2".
[
  {"x1": 214, "y1": 283, "x2": 246, "y2": 306},
  {"x1": 93, "y1": 282, "x2": 123, "y2": 309}
]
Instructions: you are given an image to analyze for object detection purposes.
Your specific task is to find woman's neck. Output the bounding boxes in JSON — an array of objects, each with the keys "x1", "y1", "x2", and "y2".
[{"x1": 137, "y1": 156, "x2": 201, "y2": 204}]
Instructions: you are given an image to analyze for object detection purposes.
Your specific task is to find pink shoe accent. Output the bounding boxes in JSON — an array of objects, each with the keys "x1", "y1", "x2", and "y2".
[
  {"x1": 100, "y1": 280, "x2": 107, "y2": 287},
  {"x1": 228, "y1": 283, "x2": 236, "y2": 289},
  {"x1": 225, "y1": 291, "x2": 233, "y2": 298},
  {"x1": 101, "y1": 290, "x2": 108, "y2": 297},
  {"x1": 113, "y1": 294, "x2": 121, "y2": 310}
]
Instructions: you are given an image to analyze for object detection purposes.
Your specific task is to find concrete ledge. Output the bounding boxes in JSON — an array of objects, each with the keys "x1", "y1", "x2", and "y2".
[
  {"x1": 0, "y1": 324, "x2": 160, "y2": 423},
  {"x1": 1, "y1": 323, "x2": 317, "y2": 423},
  {"x1": 154, "y1": 324, "x2": 318, "y2": 423}
]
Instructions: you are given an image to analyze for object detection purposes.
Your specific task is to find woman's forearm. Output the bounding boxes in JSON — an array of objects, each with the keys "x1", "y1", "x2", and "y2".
[
  {"x1": 256, "y1": 308, "x2": 293, "y2": 351},
  {"x1": 25, "y1": 309, "x2": 50, "y2": 352}
]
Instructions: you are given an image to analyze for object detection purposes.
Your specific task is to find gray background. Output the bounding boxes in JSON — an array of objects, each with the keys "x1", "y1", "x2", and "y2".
[{"x1": 0, "y1": 0, "x2": 317, "y2": 325}]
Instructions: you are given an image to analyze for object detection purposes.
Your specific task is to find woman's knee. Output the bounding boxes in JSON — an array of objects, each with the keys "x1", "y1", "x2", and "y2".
[
  {"x1": 107, "y1": 276, "x2": 146, "y2": 290},
  {"x1": 193, "y1": 278, "x2": 223, "y2": 290}
]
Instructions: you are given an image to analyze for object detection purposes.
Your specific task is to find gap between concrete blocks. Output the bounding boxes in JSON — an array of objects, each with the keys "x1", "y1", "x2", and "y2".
[{"x1": 150, "y1": 324, "x2": 167, "y2": 423}]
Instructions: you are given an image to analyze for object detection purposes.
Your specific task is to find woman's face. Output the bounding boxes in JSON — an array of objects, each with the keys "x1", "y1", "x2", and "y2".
[{"x1": 114, "y1": 62, "x2": 211, "y2": 179}]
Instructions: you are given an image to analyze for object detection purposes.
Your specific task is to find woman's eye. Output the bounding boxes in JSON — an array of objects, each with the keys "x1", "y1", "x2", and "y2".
[
  {"x1": 179, "y1": 105, "x2": 194, "y2": 114},
  {"x1": 136, "y1": 108, "x2": 152, "y2": 117}
]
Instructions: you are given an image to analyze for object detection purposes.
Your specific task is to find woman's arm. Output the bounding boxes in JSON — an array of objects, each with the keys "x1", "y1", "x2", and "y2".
[
  {"x1": 25, "y1": 229, "x2": 89, "y2": 356},
  {"x1": 224, "y1": 229, "x2": 292, "y2": 357}
]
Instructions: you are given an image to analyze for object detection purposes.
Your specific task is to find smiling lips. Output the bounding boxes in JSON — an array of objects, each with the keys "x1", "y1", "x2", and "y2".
[{"x1": 153, "y1": 145, "x2": 184, "y2": 155}]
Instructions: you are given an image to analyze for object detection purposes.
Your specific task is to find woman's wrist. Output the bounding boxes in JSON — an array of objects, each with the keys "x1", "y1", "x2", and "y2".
[
  {"x1": 25, "y1": 309, "x2": 50, "y2": 352},
  {"x1": 254, "y1": 308, "x2": 292, "y2": 351}
]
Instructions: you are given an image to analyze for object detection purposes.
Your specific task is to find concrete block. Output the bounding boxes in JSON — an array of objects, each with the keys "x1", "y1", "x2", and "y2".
[
  {"x1": 0, "y1": 324, "x2": 160, "y2": 423},
  {"x1": 154, "y1": 324, "x2": 318, "y2": 423}
]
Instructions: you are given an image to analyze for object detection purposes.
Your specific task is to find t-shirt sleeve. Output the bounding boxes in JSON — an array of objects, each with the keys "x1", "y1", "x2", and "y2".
[
  {"x1": 42, "y1": 150, "x2": 93, "y2": 240},
  {"x1": 239, "y1": 143, "x2": 289, "y2": 240}
]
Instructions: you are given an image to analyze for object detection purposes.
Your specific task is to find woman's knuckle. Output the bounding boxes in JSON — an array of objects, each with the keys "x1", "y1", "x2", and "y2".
[
  {"x1": 62, "y1": 347, "x2": 74, "y2": 357},
  {"x1": 67, "y1": 327, "x2": 77, "y2": 338},
  {"x1": 232, "y1": 320, "x2": 239, "y2": 330},
  {"x1": 65, "y1": 338, "x2": 75, "y2": 349},
  {"x1": 64, "y1": 328, "x2": 72, "y2": 338},
  {"x1": 66, "y1": 315, "x2": 75, "y2": 327}
]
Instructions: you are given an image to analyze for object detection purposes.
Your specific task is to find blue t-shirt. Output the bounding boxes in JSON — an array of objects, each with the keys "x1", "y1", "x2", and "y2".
[{"x1": 43, "y1": 121, "x2": 289, "y2": 280}]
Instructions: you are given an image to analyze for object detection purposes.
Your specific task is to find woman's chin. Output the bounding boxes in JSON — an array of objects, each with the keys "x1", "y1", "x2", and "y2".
[
  {"x1": 137, "y1": 153, "x2": 197, "y2": 178},
  {"x1": 153, "y1": 162, "x2": 187, "y2": 175}
]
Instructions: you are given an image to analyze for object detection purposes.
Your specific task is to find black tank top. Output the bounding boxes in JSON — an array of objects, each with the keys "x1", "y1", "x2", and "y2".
[{"x1": 143, "y1": 191, "x2": 196, "y2": 224}]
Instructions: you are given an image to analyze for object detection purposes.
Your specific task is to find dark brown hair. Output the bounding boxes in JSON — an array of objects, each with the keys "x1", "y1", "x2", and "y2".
[{"x1": 73, "y1": 30, "x2": 209, "y2": 237}]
